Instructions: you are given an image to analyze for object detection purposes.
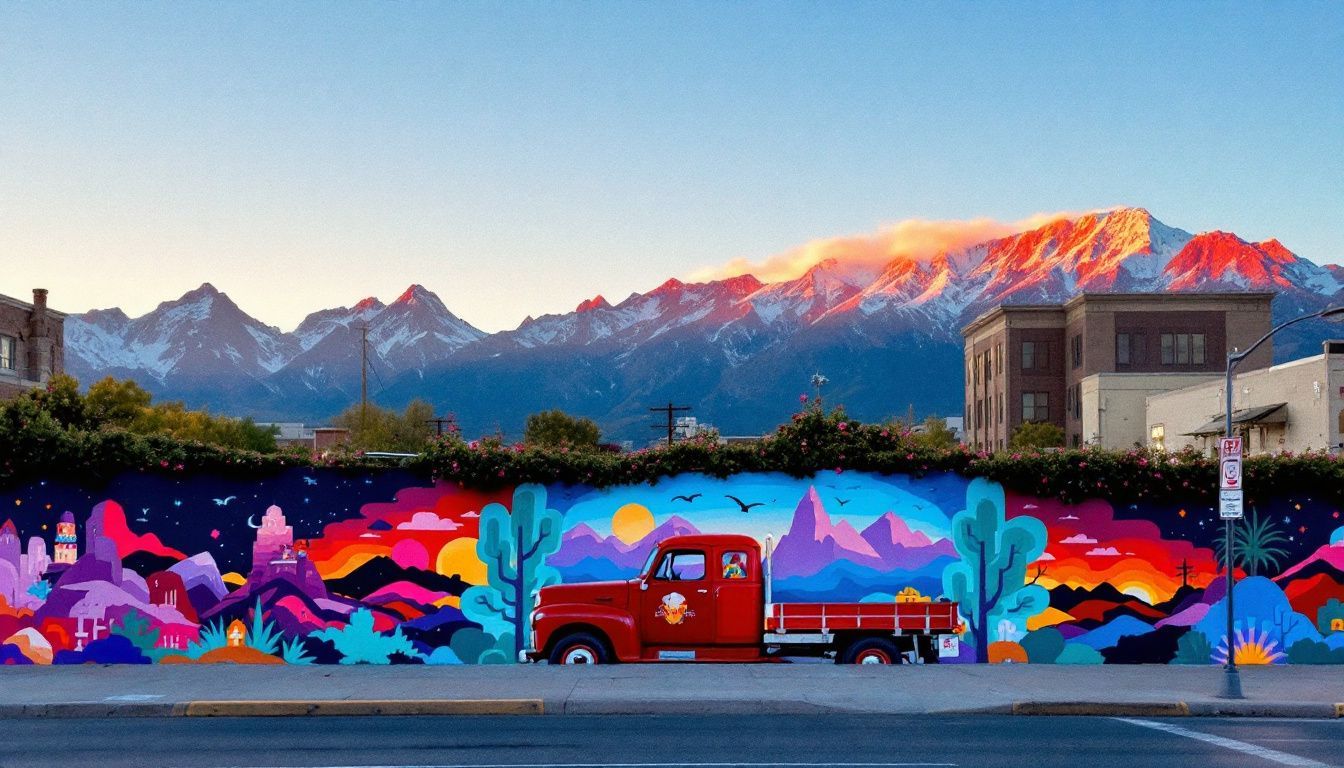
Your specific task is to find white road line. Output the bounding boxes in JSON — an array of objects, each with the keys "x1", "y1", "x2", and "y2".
[
  {"x1": 1116, "y1": 718, "x2": 1332, "y2": 767},
  {"x1": 221, "y1": 763, "x2": 957, "y2": 768}
]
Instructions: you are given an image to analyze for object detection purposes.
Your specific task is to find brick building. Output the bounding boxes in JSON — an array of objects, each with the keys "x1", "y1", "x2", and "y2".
[
  {"x1": 961, "y1": 293, "x2": 1273, "y2": 451},
  {"x1": 0, "y1": 289, "x2": 65, "y2": 400}
]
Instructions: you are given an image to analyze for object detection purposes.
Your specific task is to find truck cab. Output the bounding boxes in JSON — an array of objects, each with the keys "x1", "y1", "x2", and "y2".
[{"x1": 525, "y1": 533, "x2": 960, "y2": 665}]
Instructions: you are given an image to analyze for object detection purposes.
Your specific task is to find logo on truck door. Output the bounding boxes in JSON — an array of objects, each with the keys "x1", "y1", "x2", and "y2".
[{"x1": 656, "y1": 592, "x2": 695, "y2": 625}]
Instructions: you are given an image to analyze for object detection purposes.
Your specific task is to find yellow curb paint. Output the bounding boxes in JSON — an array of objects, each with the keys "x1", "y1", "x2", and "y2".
[
  {"x1": 183, "y1": 699, "x2": 543, "y2": 717},
  {"x1": 1012, "y1": 702, "x2": 1189, "y2": 717},
  {"x1": 1335, "y1": 703, "x2": 1343, "y2": 718}
]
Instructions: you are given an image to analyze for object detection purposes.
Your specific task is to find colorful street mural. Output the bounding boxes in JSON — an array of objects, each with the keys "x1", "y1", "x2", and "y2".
[{"x1": 1, "y1": 468, "x2": 1341, "y2": 665}]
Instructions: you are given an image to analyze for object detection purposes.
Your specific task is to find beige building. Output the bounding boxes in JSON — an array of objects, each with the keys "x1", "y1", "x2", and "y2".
[
  {"x1": 1147, "y1": 341, "x2": 1344, "y2": 455},
  {"x1": 962, "y1": 292, "x2": 1273, "y2": 451},
  {"x1": 0, "y1": 289, "x2": 64, "y2": 400}
]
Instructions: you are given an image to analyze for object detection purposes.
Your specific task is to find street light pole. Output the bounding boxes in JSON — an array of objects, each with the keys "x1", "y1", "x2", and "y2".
[{"x1": 1217, "y1": 304, "x2": 1344, "y2": 700}]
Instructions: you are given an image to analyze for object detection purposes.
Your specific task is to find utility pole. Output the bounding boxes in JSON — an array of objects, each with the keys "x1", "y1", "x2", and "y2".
[
  {"x1": 1176, "y1": 559, "x2": 1192, "y2": 589},
  {"x1": 426, "y1": 414, "x2": 457, "y2": 436},
  {"x1": 649, "y1": 401, "x2": 692, "y2": 447}
]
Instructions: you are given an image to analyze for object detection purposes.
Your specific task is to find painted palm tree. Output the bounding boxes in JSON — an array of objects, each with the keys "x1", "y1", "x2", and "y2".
[{"x1": 1214, "y1": 508, "x2": 1290, "y2": 577}]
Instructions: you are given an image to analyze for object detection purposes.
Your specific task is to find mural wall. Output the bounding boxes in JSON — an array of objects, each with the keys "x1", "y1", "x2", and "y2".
[{"x1": 1, "y1": 467, "x2": 1341, "y2": 666}]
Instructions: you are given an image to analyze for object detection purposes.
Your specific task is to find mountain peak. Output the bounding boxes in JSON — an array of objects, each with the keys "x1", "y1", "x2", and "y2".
[
  {"x1": 651, "y1": 278, "x2": 685, "y2": 295},
  {"x1": 576, "y1": 294, "x2": 611, "y2": 313},
  {"x1": 394, "y1": 284, "x2": 437, "y2": 305},
  {"x1": 353, "y1": 296, "x2": 385, "y2": 312}
]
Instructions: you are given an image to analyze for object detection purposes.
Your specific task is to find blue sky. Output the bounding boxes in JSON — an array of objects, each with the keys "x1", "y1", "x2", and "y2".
[{"x1": 2, "y1": 2, "x2": 1340, "y2": 331}]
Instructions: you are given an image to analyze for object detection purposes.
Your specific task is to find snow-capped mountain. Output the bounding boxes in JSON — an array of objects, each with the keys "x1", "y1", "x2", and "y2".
[
  {"x1": 60, "y1": 208, "x2": 1344, "y2": 435},
  {"x1": 64, "y1": 283, "x2": 298, "y2": 386}
]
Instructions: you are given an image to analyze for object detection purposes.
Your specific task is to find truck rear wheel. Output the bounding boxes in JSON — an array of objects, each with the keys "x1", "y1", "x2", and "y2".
[
  {"x1": 841, "y1": 636, "x2": 901, "y2": 665},
  {"x1": 549, "y1": 632, "x2": 611, "y2": 665}
]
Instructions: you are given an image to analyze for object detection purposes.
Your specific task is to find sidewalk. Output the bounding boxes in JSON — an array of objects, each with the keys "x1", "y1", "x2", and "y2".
[{"x1": 0, "y1": 664, "x2": 1339, "y2": 718}]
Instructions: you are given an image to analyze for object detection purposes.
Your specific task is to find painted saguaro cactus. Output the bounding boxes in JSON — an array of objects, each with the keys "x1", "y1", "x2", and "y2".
[
  {"x1": 943, "y1": 478, "x2": 1048, "y2": 663},
  {"x1": 461, "y1": 484, "x2": 563, "y2": 662}
]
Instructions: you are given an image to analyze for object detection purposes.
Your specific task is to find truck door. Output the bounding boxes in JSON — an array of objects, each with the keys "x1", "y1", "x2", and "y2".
[
  {"x1": 640, "y1": 548, "x2": 716, "y2": 653},
  {"x1": 714, "y1": 546, "x2": 763, "y2": 646}
]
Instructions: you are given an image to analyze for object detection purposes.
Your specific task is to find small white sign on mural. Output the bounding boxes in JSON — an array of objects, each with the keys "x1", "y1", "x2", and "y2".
[
  {"x1": 1219, "y1": 437, "x2": 1243, "y2": 491},
  {"x1": 1219, "y1": 489, "x2": 1244, "y2": 520},
  {"x1": 938, "y1": 635, "x2": 960, "y2": 658}
]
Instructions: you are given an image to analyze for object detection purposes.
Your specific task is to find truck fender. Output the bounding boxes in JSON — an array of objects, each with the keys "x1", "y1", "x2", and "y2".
[{"x1": 533, "y1": 604, "x2": 640, "y2": 662}]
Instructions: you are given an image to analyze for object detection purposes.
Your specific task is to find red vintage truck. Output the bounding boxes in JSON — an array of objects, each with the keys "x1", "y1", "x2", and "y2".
[{"x1": 524, "y1": 533, "x2": 963, "y2": 665}]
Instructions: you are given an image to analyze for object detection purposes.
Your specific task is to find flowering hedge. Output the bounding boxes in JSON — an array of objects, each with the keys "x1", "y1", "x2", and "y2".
[
  {"x1": 6, "y1": 403, "x2": 1344, "y2": 506},
  {"x1": 414, "y1": 407, "x2": 1344, "y2": 507}
]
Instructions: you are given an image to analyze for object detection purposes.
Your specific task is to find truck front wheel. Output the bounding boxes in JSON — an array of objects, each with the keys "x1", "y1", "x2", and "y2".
[
  {"x1": 549, "y1": 632, "x2": 612, "y2": 665},
  {"x1": 840, "y1": 637, "x2": 901, "y2": 665}
]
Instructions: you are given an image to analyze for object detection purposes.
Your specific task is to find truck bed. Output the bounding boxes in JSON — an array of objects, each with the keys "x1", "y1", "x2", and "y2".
[{"x1": 765, "y1": 601, "x2": 959, "y2": 633}]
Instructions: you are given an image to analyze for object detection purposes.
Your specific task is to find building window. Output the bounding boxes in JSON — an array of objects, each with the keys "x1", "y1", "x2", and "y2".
[
  {"x1": 984, "y1": 351, "x2": 992, "y2": 382},
  {"x1": 1116, "y1": 333, "x2": 1130, "y2": 366},
  {"x1": 1022, "y1": 341, "x2": 1048, "y2": 371},
  {"x1": 1160, "y1": 333, "x2": 1206, "y2": 366},
  {"x1": 1022, "y1": 392, "x2": 1049, "y2": 422},
  {"x1": 0, "y1": 335, "x2": 13, "y2": 371},
  {"x1": 1071, "y1": 334, "x2": 1083, "y2": 370},
  {"x1": 997, "y1": 394, "x2": 1003, "y2": 424},
  {"x1": 1072, "y1": 433, "x2": 1081, "y2": 448},
  {"x1": 1072, "y1": 383, "x2": 1082, "y2": 419},
  {"x1": 1150, "y1": 424, "x2": 1166, "y2": 450}
]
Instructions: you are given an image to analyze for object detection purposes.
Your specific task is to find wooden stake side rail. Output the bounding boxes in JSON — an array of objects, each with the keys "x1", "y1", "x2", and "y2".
[{"x1": 765, "y1": 601, "x2": 958, "y2": 633}]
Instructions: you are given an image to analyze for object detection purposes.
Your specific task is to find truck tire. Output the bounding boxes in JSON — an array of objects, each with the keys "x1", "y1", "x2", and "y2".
[
  {"x1": 548, "y1": 632, "x2": 612, "y2": 665},
  {"x1": 841, "y1": 636, "x2": 901, "y2": 665}
]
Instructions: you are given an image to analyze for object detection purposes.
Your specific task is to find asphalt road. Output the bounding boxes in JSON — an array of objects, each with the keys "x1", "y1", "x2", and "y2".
[{"x1": 0, "y1": 715, "x2": 1339, "y2": 768}]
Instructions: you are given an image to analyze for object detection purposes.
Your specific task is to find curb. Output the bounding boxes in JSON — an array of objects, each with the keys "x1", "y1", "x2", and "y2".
[
  {"x1": 1011, "y1": 702, "x2": 1190, "y2": 717},
  {"x1": 0, "y1": 700, "x2": 543, "y2": 718},
  {"x1": 1008, "y1": 701, "x2": 1344, "y2": 719},
  {"x1": 184, "y1": 699, "x2": 545, "y2": 717}
]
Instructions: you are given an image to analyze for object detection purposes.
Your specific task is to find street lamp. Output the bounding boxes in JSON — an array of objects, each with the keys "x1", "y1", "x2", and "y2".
[{"x1": 1218, "y1": 304, "x2": 1344, "y2": 699}]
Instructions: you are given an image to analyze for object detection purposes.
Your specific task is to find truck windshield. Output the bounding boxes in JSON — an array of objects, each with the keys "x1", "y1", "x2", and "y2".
[{"x1": 640, "y1": 548, "x2": 659, "y2": 578}]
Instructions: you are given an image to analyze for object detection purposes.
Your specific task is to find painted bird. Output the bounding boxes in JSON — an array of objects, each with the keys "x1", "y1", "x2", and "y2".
[
  {"x1": 212, "y1": 496, "x2": 236, "y2": 506},
  {"x1": 725, "y1": 494, "x2": 764, "y2": 513},
  {"x1": 672, "y1": 493, "x2": 702, "y2": 503}
]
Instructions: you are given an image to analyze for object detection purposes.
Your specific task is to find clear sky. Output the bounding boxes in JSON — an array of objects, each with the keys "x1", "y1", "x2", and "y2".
[{"x1": 2, "y1": 1, "x2": 1341, "y2": 332}]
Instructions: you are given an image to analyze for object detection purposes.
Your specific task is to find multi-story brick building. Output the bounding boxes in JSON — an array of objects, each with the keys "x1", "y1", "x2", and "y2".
[
  {"x1": 0, "y1": 289, "x2": 65, "y2": 400},
  {"x1": 961, "y1": 293, "x2": 1273, "y2": 451}
]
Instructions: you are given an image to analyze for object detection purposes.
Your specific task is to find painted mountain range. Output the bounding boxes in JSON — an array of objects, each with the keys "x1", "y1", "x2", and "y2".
[{"x1": 62, "y1": 208, "x2": 1344, "y2": 439}]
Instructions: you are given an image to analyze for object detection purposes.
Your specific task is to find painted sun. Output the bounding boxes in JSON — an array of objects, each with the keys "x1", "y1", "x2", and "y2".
[{"x1": 611, "y1": 502, "x2": 656, "y2": 545}]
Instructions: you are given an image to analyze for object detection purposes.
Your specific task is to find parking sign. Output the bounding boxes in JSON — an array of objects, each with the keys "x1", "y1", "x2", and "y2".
[{"x1": 1219, "y1": 437, "x2": 1242, "y2": 491}]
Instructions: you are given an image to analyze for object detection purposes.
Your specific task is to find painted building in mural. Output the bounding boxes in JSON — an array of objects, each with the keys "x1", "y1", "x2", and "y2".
[{"x1": 0, "y1": 466, "x2": 1342, "y2": 666}]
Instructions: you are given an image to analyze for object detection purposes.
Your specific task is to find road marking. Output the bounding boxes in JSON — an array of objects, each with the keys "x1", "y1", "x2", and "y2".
[
  {"x1": 1117, "y1": 718, "x2": 1331, "y2": 767},
  {"x1": 227, "y1": 764, "x2": 957, "y2": 768}
]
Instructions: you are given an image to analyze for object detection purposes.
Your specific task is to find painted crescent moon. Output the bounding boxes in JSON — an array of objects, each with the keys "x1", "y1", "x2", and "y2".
[{"x1": 247, "y1": 515, "x2": 260, "y2": 529}]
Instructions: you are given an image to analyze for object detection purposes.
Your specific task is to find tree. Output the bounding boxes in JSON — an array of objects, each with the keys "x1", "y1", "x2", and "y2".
[
  {"x1": 1214, "y1": 508, "x2": 1289, "y2": 577},
  {"x1": 912, "y1": 415, "x2": 959, "y2": 451},
  {"x1": 85, "y1": 377, "x2": 152, "y2": 427},
  {"x1": 460, "y1": 484, "x2": 563, "y2": 661},
  {"x1": 943, "y1": 478, "x2": 1048, "y2": 663},
  {"x1": 332, "y1": 399, "x2": 436, "y2": 453},
  {"x1": 1009, "y1": 421, "x2": 1064, "y2": 450},
  {"x1": 523, "y1": 409, "x2": 601, "y2": 450}
]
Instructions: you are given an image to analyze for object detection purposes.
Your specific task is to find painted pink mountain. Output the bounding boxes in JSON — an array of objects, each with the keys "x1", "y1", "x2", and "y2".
[
  {"x1": 551, "y1": 516, "x2": 700, "y2": 572},
  {"x1": 860, "y1": 511, "x2": 958, "y2": 569},
  {"x1": 1274, "y1": 541, "x2": 1344, "y2": 583},
  {"x1": 772, "y1": 488, "x2": 954, "y2": 578}
]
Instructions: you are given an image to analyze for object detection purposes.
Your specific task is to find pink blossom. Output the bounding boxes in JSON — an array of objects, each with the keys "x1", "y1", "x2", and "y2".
[
  {"x1": 799, "y1": 394, "x2": 808, "y2": 403},
  {"x1": 837, "y1": 422, "x2": 848, "y2": 431}
]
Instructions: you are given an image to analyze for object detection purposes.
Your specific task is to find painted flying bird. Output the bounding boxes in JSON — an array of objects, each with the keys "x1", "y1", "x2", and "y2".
[
  {"x1": 213, "y1": 496, "x2": 236, "y2": 506},
  {"x1": 835, "y1": 498, "x2": 851, "y2": 506},
  {"x1": 672, "y1": 493, "x2": 702, "y2": 503},
  {"x1": 725, "y1": 494, "x2": 764, "y2": 513},
  {"x1": 303, "y1": 477, "x2": 319, "y2": 486}
]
